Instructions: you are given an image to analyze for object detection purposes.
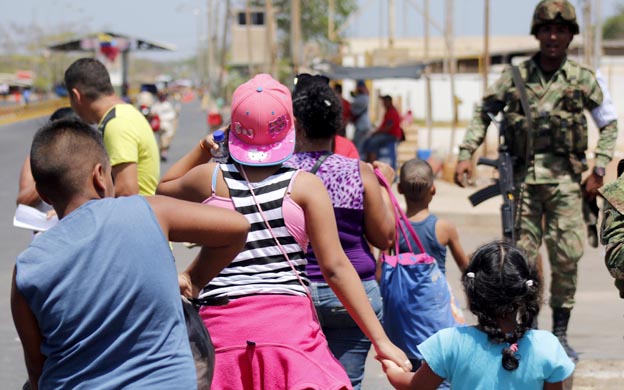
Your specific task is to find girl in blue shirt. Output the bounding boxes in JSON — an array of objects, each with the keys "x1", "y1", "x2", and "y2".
[{"x1": 382, "y1": 241, "x2": 575, "y2": 390}]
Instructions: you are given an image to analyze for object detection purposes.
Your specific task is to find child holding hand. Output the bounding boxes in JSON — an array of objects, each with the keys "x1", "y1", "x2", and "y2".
[{"x1": 381, "y1": 241, "x2": 575, "y2": 390}]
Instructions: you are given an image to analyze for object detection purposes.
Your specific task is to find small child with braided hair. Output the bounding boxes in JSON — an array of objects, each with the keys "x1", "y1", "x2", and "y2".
[{"x1": 381, "y1": 241, "x2": 575, "y2": 390}]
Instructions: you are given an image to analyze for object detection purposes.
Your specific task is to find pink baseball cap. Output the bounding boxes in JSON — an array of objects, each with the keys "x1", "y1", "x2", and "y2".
[{"x1": 228, "y1": 74, "x2": 295, "y2": 166}]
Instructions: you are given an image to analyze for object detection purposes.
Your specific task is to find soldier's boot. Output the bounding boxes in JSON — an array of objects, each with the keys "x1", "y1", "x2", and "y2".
[{"x1": 553, "y1": 308, "x2": 579, "y2": 363}]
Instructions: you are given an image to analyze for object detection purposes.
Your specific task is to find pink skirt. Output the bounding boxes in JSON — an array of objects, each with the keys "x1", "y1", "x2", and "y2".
[{"x1": 199, "y1": 294, "x2": 352, "y2": 390}]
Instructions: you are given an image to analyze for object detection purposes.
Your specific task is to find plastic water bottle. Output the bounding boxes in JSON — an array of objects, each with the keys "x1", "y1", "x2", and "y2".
[{"x1": 211, "y1": 130, "x2": 229, "y2": 163}]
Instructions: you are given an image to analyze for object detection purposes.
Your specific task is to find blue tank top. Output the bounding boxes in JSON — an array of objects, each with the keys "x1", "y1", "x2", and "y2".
[
  {"x1": 15, "y1": 196, "x2": 196, "y2": 389},
  {"x1": 397, "y1": 214, "x2": 448, "y2": 274}
]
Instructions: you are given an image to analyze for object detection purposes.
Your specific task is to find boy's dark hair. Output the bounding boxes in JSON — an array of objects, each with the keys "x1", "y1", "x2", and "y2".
[
  {"x1": 292, "y1": 82, "x2": 342, "y2": 140},
  {"x1": 49, "y1": 107, "x2": 76, "y2": 121},
  {"x1": 462, "y1": 241, "x2": 541, "y2": 371},
  {"x1": 31, "y1": 118, "x2": 109, "y2": 203},
  {"x1": 64, "y1": 58, "x2": 115, "y2": 100},
  {"x1": 399, "y1": 159, "x2": 434, "y2": 202}
]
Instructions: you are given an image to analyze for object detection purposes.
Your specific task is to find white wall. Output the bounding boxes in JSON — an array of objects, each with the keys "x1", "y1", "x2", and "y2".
[{"x1": 361, "y1": 66, "x2": 624, "y2": 158}]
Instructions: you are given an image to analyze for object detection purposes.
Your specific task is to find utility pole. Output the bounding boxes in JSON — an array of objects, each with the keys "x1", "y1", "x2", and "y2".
[
  {"x1": 265, "y1": 0, "x2": 277, "y2": 77},
  {"x1": 594, "y1": 0, "x2": 603, "y2": 69},
  {"x1": 291, "y1": 0, "x2": 302, "y2": 73},
  {"x1": 328, "y1": 0, "x2": 336, "y2": 42},
  {"x1": 195, "y1": 6, "x2": 204, "y2": 87},
  {"x1": 446, "y1": 0, "x2": 458, "y2": 157},
  {"x1": 245, "y1": 0, "x2": 254, "y2": 75},
  {"x1": 388, "y1": 0, "x2": 395, "y2": 49},
  {"x1": 424, "y1": 0, "x2": 433, "y2": 151},
  {"x1": 582, "y1": 0, "x2": 593, "y2": 67},
  {"x1": 207, "y1": 0, "x2": 214, "y2": 95},
  {"x1": 217, "y1": 0, "x2": 231, "y2": 97},
  {"x1": 482, "y1": 0, "x2": 490, "y2": 156}
]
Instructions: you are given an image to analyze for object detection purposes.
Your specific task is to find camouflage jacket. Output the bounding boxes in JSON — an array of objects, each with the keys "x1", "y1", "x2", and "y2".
[
  {"x1": 599, "y1": 175, "x2": 624, "y2": 297},
  {"x1": 459, "y1": 55, "x2": 618, "y2": 184}
]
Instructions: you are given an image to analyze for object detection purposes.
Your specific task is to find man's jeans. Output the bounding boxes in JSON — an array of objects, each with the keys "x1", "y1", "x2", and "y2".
[
  {"x1": 310, "y1": 279, "x2": 383, "y2": 390},
  {"x1": 362, "y1": 132, "x2": 396, "y2": 153}
]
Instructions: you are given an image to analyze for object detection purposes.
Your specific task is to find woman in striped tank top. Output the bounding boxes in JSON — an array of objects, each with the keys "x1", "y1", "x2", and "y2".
[{"x1": 158, "y1": 74, "x2": 411, "y2": 390}]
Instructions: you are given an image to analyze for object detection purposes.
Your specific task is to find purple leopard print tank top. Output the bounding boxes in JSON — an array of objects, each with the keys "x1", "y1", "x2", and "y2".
[{"x1": 287, "y1": 152, "x2": 376, "y2": 281}]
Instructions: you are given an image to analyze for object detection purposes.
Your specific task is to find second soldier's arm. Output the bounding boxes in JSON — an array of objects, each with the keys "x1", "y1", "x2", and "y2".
[{"x1": 599, "y1": 178, "x2": 624, "y2": 298}]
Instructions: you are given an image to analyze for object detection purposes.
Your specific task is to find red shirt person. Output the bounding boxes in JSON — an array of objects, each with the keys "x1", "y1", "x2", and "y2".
[
  {"x1": 378, "y1": 95, "x2": 402, "y2": 140},
  {"x1": 362, "y1": 95, "x2": 402, "y2": 162}
]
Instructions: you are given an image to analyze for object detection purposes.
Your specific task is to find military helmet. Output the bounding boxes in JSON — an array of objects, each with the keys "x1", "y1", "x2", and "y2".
[{"x1": 531, "y1": 0, "x2": 579, "y2": 35}]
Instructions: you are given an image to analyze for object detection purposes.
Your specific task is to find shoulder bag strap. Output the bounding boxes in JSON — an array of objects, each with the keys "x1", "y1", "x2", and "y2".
[
  {"x1": 511, "y1": 65, "x2": 534, "y2": 164},
  {"x1": 238, "y1": 166, "x2": 310, "y2": 294}
]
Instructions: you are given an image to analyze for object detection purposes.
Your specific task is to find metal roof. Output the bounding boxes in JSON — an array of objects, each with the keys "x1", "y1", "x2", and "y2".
[{"x1": 47, "y1": 31, "x2": 175, "y2": 52}]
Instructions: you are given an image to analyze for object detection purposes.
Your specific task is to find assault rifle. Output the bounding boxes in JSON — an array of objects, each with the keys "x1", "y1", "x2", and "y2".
[{"x1": 468, "y1": 113, "x2": 516, "y2": 243}]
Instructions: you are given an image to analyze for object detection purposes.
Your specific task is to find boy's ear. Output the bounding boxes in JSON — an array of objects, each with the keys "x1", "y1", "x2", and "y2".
[
  {"x1": 430, "y1": 184, "x2": 436, "y2": 196},
  {"x1": 70, "y1": 88, "x2": 81, "y2": 103},
  {"x1": 92, "y1": 163, "x2": 107, "y2": 197}
]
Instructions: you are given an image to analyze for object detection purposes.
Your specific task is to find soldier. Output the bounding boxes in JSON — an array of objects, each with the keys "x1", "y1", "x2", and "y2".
[{"x1": 454, "y1": 0, "x2": 618, "y2": 362}]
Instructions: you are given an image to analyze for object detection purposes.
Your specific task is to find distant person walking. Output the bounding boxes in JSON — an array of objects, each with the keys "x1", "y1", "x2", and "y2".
[
  {"x1": 65, "y1": 58, "x2": 160, "y2": 196},
  {"x1": 334, "y1": 83, "x2": 351, "y2": 137},
  {"x1": 151, "y1": 91, "x2": 178, "y2": 162},
  {"x1": 351, "y1": 80, "x2": 371, "y2": 158}
]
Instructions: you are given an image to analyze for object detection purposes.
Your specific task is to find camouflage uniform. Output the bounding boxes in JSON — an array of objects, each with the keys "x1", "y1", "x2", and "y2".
[
  {"x1": 599, "y1": 174, "x2": 624, "y2": 298},
  {"x1": 458, "y1": 56, "x2": 618, "y2": 309}
]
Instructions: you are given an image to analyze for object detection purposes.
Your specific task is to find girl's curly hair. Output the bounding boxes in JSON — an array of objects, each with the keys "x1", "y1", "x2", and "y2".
[{"x1": 292, "y1": 82, "x2": 342, "y2": 140}]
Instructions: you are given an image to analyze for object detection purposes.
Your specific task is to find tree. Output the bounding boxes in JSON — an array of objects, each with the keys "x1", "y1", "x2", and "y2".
[
  {"x1": 603, "y1": 4, "x2": 624, "y2": 39},
  {"x1": 254, "y1": 0, "x2": 357, "y2": 57}
]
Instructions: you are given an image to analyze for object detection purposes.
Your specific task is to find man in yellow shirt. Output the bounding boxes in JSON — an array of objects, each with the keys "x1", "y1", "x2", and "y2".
[{"x1": 64, "y1": 58, "x2": 160, "y2": 196}]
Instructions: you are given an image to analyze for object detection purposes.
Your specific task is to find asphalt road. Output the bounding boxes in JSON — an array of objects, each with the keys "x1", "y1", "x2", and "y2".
[{"x1": 1, "y1": 101, "x2": 622, "y2": 389}]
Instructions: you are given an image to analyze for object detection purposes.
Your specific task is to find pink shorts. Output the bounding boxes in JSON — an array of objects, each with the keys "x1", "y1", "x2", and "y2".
[{"x1": 200, "y1": 295, "x2": 352, "y2": 390}]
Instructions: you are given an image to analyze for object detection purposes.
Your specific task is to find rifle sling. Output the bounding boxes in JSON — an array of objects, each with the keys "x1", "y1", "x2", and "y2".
[{"x1": 511, "y1": 65, "x2": 533, "y2": 165}]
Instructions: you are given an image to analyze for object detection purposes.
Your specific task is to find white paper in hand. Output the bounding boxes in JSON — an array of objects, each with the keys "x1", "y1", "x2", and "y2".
[{"x1": 13, "y1": 204, "x2": 58, "y2": 231}]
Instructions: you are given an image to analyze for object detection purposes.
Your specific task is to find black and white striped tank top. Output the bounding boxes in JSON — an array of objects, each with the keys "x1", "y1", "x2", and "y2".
[{"x1": 199, "y1": 164, "x2": 310, "y2": 299}]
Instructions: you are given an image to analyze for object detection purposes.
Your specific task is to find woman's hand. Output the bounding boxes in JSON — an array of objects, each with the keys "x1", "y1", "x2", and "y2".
[
  {"x1": 371, "y1": 160, "x2": 395, "y2": 183},
  {"x1": 200, "y1": 134, "x2": 219, "y2": 154},
  {"x1": 200, "y1": 124, "x2": 230, "y2": 158},
  {"x1": 374, "y1": 338, "x2": 412, "y2": 373},
  {"x1": 178, "y1": 272, "x2": 195, "y2": 298}
]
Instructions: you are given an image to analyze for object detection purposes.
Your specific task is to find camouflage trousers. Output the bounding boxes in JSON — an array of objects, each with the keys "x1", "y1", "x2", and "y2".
[{"x1": 514, "y1": 181, "x2": 584, "y2": 309}]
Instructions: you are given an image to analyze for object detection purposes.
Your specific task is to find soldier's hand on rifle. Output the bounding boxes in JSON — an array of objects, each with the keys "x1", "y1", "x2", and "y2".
[{"x1": 455, "y1": 160, "x2": 473, "y2": 188}]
